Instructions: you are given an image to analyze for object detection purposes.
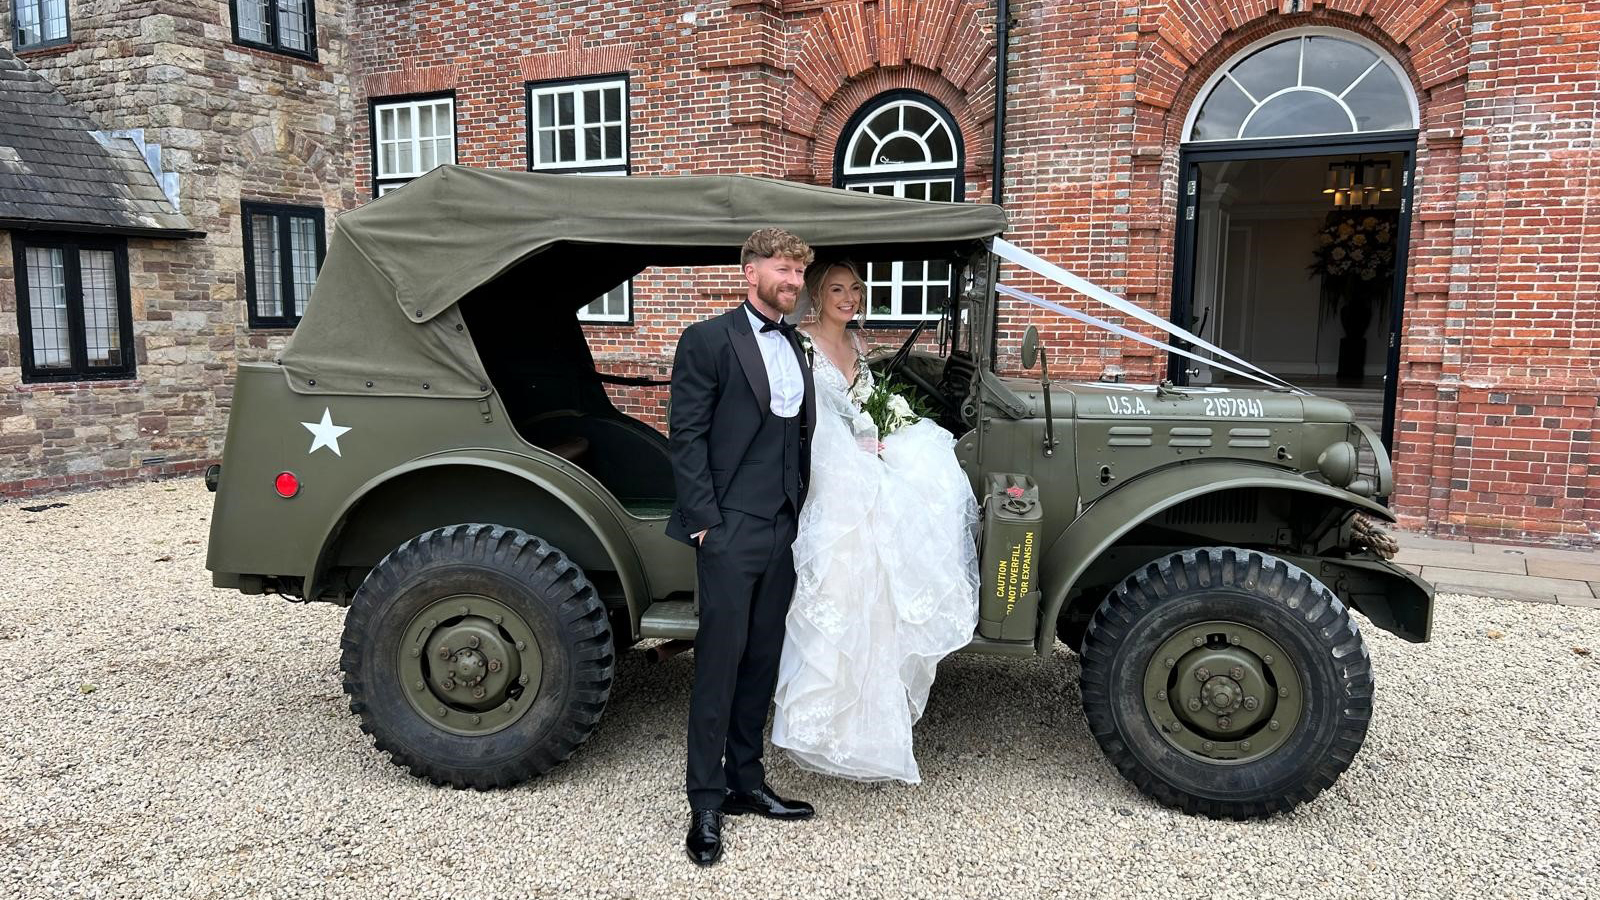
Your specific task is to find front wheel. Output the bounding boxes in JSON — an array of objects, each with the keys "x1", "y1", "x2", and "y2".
[
  {"x1": 339, "y1": 524, "x2": 615, "y2": 789},
  {"x1": 1080, "y1": 547, "x2": 1372, "y2": 819}
]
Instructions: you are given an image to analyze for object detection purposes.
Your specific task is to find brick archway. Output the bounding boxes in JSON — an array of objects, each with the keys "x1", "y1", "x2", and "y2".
[
  {"x1": 781, "y1": 0, "x2": 997, "y2": 188},
  {"x1": 1147, "y1": 9, "x2": 1463, "y2": 148},
  {"x1": 805, "y1": 69, "x2": 990, "y2": 189}
]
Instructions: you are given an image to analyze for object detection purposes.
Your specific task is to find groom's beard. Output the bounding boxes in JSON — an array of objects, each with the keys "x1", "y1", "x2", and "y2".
[{"x1": 757, "y1": 276, "x2": 799, "y2": 316}]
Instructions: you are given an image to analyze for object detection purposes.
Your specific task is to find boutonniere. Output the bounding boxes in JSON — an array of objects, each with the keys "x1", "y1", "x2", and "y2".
[{"x1": 797, "y1": 330, "x2": 815, "y2": 365}]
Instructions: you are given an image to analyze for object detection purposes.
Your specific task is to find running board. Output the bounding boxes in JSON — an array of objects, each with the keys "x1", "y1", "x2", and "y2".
[
  {"x1": 639, "y1": 599, "x2": 697, "y2": 640},
  {"x1": 641, "y1": 598, "x2": 1038, "y2": 656}
]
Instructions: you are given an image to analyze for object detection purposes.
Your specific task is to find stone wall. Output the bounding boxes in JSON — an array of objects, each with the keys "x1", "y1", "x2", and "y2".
[{"x1": 0, "y1": 0, "x2": 358, "y2": 495}]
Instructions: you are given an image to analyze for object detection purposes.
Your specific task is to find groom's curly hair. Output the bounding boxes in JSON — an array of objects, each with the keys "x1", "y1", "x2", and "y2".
[{"x1": 741, "y1": 228, "x2": 815, "y2": 267}]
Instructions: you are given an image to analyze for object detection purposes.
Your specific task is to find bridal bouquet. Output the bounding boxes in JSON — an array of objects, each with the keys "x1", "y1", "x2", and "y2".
[{"x1": 861, "y1": 379, "x2": 926, "y2": 442}]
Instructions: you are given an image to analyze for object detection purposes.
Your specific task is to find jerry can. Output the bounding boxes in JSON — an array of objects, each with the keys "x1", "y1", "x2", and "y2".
[{"x1": 978, "y1": 473, "x2": 1043, "y2": 641}]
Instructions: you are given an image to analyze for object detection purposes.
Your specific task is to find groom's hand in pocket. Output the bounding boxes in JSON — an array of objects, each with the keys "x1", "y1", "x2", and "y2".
[{"x1": 693, "y1": 529, "x2": 709, "y2": 546}]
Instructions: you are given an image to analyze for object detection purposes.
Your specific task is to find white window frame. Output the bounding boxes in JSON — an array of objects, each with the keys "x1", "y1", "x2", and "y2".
[
  {"x1": 579, "y1": 283, "x2": 632, "y2": 324},
  {"x1": 836, "y1": 94, "x2": 964, "y2": 323},
  {"x1": 527, "y1": 76, "x2": 629, "y2": 174},
  {"x1": 1182, "y1": 28, "x2": 1420, "y2": 143},
  {"x1": 841, "y1": 98, "x2": 960, "y2": 177},
  {"x1": 847, "y1": 181, "x2": 957, "y2": 322},
  {"x1": 570, "y1": 170, "x2": 633, "y2": 323},
  {"x1": 525, "y1": 81, "x2": 632, "y2": 323},
  {"x1": 372, "y1": 95, "x2": 456, "y2": 196}
]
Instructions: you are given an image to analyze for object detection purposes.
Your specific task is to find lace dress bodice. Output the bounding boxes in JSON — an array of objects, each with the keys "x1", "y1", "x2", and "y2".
[{"x1": 807, "y1": 330, "x2": 877, "y2": 445}]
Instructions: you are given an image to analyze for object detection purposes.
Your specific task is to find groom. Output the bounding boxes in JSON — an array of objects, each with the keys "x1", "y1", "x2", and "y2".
[{"x1": 666, "y1": 228, "x2": 819, "y2": 866}]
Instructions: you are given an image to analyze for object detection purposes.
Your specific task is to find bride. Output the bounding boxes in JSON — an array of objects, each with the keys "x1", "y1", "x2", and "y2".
[{"x1": 770, "y1": 259, "x2": 980, "y2": 784}]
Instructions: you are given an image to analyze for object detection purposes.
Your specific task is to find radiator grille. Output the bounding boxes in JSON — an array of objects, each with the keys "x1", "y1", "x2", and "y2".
[{"x1": 1162, "y1": 489, "x2": 1260, "y2": 526}]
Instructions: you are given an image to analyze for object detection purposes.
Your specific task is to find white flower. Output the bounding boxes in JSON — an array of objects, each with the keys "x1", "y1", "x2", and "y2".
[
  {"x1": 888, "y1": 394, "x2": 913, "y2": 418},
  {"x1": 848, "y1": 377, "x2": 873, "y2": 409}
]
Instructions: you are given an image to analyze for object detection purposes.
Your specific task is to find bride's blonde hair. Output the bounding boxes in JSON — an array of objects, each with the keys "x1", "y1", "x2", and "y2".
[{"x1": 800, "y1": 258, "x2": 868, "y2": 326}]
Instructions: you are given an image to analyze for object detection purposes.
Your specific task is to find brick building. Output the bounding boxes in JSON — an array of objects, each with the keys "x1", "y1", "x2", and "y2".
[
  {"x1": 0, "y1": 0, "x2": 355, "y2": 494},
  {"x1": 1, "y1": 1, "x2": 1594, "y2": 546}
]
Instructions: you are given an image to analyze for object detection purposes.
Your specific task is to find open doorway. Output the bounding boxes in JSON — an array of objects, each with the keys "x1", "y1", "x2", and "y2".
[
  {"x1": 1181, "y1": 151, "x2": 1406, "y2": 434},
  {"x1": 1170, "y1": 28, "x2": 1423, "y2": 451}
]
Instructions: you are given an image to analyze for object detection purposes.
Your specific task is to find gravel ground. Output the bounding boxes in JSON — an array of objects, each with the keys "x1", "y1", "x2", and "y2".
[{"x1": 1, "y1": 479, "x2": 1597, "y2": 899}]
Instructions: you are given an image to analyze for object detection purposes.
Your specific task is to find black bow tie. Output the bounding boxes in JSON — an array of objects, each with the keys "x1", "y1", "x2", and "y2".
[{"x1": 747, "y1": 303, "x2": 796, "y2": 337}]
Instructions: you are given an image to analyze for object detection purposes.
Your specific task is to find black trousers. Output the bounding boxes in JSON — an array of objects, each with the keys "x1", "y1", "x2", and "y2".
[{"x1": 685, "y1": 504, "x2": 798, "y2": 810}]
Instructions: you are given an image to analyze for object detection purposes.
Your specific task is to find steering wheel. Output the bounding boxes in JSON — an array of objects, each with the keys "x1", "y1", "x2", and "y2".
[
  {"x1": 882, "y1": 321, "x2": 928, "y2": 380},
  {"x1": 880, "y1": 321, "x2": 960, "y2": 416}
]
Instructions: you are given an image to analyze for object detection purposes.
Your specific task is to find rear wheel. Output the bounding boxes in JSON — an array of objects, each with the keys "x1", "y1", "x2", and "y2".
[
  {"x1": 339, "y1": 523, "x2": 614, "y2": 788},
  {"x1": 1079, "y1": 546, "x2": 1372, "y2": 819}
]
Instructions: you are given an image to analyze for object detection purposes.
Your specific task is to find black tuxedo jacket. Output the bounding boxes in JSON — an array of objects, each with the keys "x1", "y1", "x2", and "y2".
[{"x1": 666, "y1": 305, "x2": 816, "y2": 546}]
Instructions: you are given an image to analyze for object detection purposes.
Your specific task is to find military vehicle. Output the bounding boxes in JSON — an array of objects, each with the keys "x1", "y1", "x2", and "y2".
[{"x1": 206, "y1": 167, "x2": 1432, "y2": 819}]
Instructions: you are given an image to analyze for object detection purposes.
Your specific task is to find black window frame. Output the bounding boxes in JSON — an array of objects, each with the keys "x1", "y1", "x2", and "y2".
[
  {"x1": 12, "y1": 232, "x2": 135, "y2": 384},
  {"x1": 228, "y1": 0, "x2": 318, "y2": 61},
  {"x1": 240, "y1": 201, "x2": 326, "y2": 330},
  {"x1": 11, "y1": 0, "x2": 72, "y2": 50},
  {"x1": 368, "y1": 91, "x2": 458, "y2": 198}
]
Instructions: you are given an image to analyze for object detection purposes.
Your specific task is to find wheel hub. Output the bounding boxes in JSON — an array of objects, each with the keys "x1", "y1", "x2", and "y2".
[
  {"x1": 1202, "y1": 676, "x2": 1240, "y2": 712},
  {"x1": 1141, "y1": 621, "x2": 1304, "y2": 764},
  {"x1": 399, "y1": 595, "x2": 544, "y2": 737}
]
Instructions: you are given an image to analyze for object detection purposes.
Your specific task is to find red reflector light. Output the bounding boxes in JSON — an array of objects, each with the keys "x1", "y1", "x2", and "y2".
[{"x1": 274, "y1": 472, "x2": 300, "y2": 498}]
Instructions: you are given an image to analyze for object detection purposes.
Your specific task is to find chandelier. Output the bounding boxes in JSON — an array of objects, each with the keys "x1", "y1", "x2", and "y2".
[{"x1": 1324, "y1": 158, "x2": 1393, "y2": 208}]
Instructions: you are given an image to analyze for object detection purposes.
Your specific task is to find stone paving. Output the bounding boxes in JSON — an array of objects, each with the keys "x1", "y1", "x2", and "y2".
[{"x1": 1392, "y1": 530, "x2": 1600, "y2": 608}]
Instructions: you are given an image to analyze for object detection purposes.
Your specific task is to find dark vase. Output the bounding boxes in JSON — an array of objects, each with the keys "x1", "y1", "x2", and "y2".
[{"x1": 1322, "y1": 274, "x2": 1377, "y2": 384}]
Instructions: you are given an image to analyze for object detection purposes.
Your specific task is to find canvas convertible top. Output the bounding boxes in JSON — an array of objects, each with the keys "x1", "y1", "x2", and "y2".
[{"x1": 278, "y1": 166, "x2": 1008, "y2": 398}]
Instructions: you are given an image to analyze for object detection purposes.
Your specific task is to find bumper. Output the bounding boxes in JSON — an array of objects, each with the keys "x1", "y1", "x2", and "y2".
[{"x1": 1285, "y1": 554, "x2": 1435, "y2": 643}]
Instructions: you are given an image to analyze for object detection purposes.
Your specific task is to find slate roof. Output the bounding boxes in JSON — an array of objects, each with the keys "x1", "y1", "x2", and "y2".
[{"x1": 0, "y1": 48, "x2": 197, "y2": 236}]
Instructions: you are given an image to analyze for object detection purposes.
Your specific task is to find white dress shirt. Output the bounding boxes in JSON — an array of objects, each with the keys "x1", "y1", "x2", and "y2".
[{"x1": 744, "y1": 305, "x2": 805, "y2": 418}]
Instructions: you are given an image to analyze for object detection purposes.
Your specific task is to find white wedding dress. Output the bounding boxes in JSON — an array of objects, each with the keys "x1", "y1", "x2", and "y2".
[{"x1": 771, "y1": 338, "x2": 979, "y2": 783}]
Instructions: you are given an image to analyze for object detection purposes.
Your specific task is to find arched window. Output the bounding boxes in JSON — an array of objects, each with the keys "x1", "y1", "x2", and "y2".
[
  {"x1": 1186, "y1": 32, "x2": 1417, "y2": 142},
  {"x1": 835, "y1": 93, "x2": 964, "y2": 321}
]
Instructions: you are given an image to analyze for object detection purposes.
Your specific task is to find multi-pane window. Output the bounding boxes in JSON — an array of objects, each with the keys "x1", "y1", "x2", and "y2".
[
  {"x1": 12, "y1": 0, "x2": 69, "y2": 48},
  {"x1": 836, "y1": 95, "x2": 964, "y2": 321},
  {"x1": 527, "y1": 76, "x2": 631, "y2": 322},
  {"x1": 12, "y1": 235, "x2": 133, "y2": 383},
  {"x1": 241, "y1": 201, "x2": 325, "y2": 328},
  {"x1": 231, "y1": 0, "x2": 316, "y2": 59},
  {"x1": 527, "y1": 77, "x2": 628, "y2": 173},
  {"x1": 372, "y1": 96, "x2": 455, "y2": 195},
  {"x1": 1189, "y1": 34, "x2": 1417, "y2": 142}
]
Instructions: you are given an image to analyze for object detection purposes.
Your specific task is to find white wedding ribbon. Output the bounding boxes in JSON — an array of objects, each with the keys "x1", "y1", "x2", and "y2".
[
  {"x1": 992, "y1": 237, "x2": 1301, "y2": 393},
  {"x1": 996, "y1": 283, "x2": 1297, "y2": 392}
]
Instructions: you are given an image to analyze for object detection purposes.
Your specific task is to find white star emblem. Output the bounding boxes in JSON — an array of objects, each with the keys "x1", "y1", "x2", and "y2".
[{"x1": 301, "y1": 408, "x2": 352, "y2": 457}]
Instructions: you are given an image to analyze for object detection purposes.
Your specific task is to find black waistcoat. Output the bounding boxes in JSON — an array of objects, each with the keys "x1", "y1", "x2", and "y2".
[{"x1": 721, "y1": 410, "x2": 802, "y2": 519}]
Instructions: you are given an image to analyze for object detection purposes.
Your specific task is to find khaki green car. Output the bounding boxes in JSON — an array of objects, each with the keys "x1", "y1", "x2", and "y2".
[{"x1": 206, "y1": 167, "x2": 1432, "y2": 819}]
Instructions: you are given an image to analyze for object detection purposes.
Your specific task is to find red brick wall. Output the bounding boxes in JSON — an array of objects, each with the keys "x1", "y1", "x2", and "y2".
[{"x1": 343, "y1": 0, "x2": 1597, "y2": 545}]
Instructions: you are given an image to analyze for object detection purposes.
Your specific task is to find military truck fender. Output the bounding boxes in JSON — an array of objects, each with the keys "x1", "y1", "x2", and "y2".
[
  {"x1": 308, "y1": 450, "x2": 650, "y2": 631},
  {"x1": 1036, "y1": 463, "x2": 1413, "y2": 657}
]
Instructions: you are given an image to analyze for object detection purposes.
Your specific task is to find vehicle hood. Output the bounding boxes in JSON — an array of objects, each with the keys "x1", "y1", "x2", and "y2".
[{"x1": 999, "y1": 379, "x2": 1355, "y2": 424}]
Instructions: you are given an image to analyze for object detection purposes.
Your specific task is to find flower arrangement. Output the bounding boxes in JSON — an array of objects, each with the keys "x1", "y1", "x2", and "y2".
[
  {"x1": 1309, "y1": 214, "x2": 1397, "y2": 284},
  {"x1": 861, "y1": 379, "x2": 926, "y2": 441}
]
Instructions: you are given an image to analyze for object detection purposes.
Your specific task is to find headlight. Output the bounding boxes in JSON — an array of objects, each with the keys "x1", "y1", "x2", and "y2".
[{"x1": 1317, "y1": 441, "x2": 1358, "y2": 488}]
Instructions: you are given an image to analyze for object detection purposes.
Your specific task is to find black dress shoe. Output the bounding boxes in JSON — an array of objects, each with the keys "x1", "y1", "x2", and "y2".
[
  {"x1": 685, "y1": 809, "x2": 723, "y2": 866},
  {"x1": 722, "y1": 782, "x2": 815, "y2": 820}
]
